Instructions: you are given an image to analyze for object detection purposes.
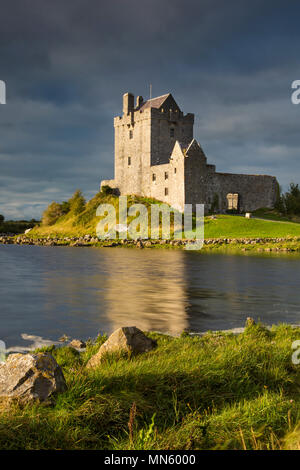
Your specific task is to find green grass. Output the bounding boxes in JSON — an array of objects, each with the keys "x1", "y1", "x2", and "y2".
[
  {"x1": 29, "y1": 191, "x2": 300, "y2": 241},
  {"x1": 0, "y1": 323, "x2": 299, "y2": 450},
  {"x1": 202, "y1": 215, "x2": 300, "y2": 239}
]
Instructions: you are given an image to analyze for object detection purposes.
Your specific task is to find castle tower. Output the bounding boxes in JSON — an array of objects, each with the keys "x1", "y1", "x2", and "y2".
[{"x1": 111, "y1": 92, "x2": 194, "y2": 196}]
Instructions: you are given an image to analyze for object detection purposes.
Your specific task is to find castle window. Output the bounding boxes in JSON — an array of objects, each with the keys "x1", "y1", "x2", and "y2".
[
  {"x1": 170, "y1": 128, "x2": 174, "y2": 138},
  {"x1": 152, "y1": 173, "x2": 156, "y2": 182},
  {"x1": 165, "y1": 188, "x2": 168, "y2": 196},
  {"x1": 164, "y1": 172, "x2": 168, "y2": 180},
  {"x1": 174, "y1": 168, "x2": 177, "y2": 174},
  {"x1": 129, "y1": 130, "x2": 133, "y2": 139},
  {"x1": 128, "y1": 157, "x2": 131, "y2": 166}
]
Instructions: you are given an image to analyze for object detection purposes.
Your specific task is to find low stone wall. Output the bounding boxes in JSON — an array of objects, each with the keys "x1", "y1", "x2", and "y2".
[{"x1": 1, "y1": 234, "x2": 300, "y2": 251}]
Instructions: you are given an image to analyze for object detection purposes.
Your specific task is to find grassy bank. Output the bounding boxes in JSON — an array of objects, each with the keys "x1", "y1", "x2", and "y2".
[
  {"x1": 0, "y1": 322, "x2": 299, "y2": 450},
  {"x1": 29, "y1": 192, "x2": 300, "y2": 243}
]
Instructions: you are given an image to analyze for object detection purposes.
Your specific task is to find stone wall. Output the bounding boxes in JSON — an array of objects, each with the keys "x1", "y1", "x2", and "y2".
[
  {"x1": 113, "y1": 106, "x2": 152, "y2": 196},
  {"x1": 184, "y1": 146, "x2": 278, "y2": 213},
  {"x1": 212, "y1": 172, "x2": 278, "y2": 212},
  {"x1": 150, "y1": 101, "x2": 194, "y2": 166},
  {"x1": 149, "y1": 142, "x2": 185, "y2": 211}
]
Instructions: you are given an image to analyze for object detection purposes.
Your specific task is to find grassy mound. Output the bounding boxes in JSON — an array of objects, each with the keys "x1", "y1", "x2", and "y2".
[
  {"x1": 30, "y1": 191, "x2": 300, "y2": 240},
  {"x1": 0, "y1": 323, "x2": 299, "y2": 450},
  {"x1": 31, "y1": 192, "x2": 163, "y2": 238}
]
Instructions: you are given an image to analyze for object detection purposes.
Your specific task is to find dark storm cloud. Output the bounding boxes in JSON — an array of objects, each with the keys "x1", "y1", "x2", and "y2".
[{"x1": 0, "y1": 0, "x2": 300, "y2": 218}]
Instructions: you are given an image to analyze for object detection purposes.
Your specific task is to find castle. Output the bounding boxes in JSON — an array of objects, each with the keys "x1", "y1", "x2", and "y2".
[{"x1": 101, "y1": 92, "x2": 278, "y2": 213}]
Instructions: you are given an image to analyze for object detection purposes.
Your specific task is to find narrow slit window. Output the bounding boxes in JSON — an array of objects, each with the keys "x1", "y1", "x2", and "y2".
[
  {"x1": 129, "y1": 130, "x2": 133, "y2": 139},
  {"x1": 170, "y1": 128, "x2": 174, "y2": 138},
  {"x1": 152, "y1": 173, "x2": 156, "y2": 182},
  {"x1": 165, "y1": 188, "x2": 168, "y2": 196},
  {"x1": 174, "y1": 168, "x2": 177, "y2": 174},
  {"x1": 128, "y1": 156, "x2": 131, "y2": 166},
  {"x1": 165, "y1": 172, "x2": 168, "y2": 180}
]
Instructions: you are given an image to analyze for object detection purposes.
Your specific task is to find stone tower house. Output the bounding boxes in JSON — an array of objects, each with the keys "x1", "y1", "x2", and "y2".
[{"x1": 101, "y1": 92, "x2": 278, "y2": 213}]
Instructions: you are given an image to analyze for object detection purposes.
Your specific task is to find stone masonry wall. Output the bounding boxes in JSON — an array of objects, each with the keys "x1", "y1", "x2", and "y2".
[
  {"x1": 184, "y1": 148, "x2": 278, "y2": 213},
  {"x1": 212, "y1": 172, "x2": 278, "y2": 212}
]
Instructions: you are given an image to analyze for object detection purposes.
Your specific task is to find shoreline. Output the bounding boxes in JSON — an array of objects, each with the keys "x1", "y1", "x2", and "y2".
[
  {"x1": 1, "y1": 233, "x2": 300, "y2": 253},
  {"x1": 5, "y1": 322, "x2": 300, "y2": 355},
  {"x1": 1, "y1": 321, "x2": 299, "y2": 450}
]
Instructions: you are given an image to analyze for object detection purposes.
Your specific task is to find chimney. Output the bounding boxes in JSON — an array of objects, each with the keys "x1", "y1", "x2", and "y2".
[
  {"x1": 136, "y1": 96, "x2": 143, "y2": 108},
  {"x1": 123, "y1": 92, "x2": 134, "y2": 115}
]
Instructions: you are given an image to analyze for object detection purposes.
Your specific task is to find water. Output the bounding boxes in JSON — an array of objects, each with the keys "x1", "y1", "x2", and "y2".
[{"x1": 0, "y1": 244, "x2": 300, "y2": 349}]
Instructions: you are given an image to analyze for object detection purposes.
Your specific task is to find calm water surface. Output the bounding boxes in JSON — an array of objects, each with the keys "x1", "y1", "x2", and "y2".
[{"x1": 0, "y1": 245, "x2": 300, "y2": 348}]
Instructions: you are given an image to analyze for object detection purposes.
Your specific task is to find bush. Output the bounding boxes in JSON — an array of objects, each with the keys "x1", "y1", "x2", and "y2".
[
  {"x1": 41, "y1": 191, "x2": 86, "y2": 226},
  {"x1": 68, "y1": 190, "x2": 86, "y2": 214},
  {"x1": 42, "y1": 202, "x2": 66, "y2": 226},
  {"x1": 284, "y1": 183, "x2": 300, "y2": 216},
  {"x1": 101, "y1": 185, "x2": 114, "y2": 196},
  {"x1": 0, "y1": 214, "x2": 4, "y2": 224},
  {"x1": 275, "y1": 183, "x2": 300, "y2": 217}
]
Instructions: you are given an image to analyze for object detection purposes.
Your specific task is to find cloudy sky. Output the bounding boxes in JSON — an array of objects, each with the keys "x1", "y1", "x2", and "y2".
[{"x1": 0, "y1": 0, "x2": 300, "y2": 219}]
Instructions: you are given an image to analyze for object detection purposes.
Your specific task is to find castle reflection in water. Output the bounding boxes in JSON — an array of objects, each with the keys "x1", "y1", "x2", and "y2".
[{"x1": 100, "y1": 249, "x2": 189, "y2": 335}]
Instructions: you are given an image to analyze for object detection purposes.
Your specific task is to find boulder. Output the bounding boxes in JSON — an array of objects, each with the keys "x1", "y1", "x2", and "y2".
[
  {"x1": 87, "y1": 326, "x2": 157, "y2": 368},
  {"x1": 69, "y1": 339, "x2": 86, "y2": 349},
  {"x1": 0, "y1": 353, "x2": 67, "y2": 403}
]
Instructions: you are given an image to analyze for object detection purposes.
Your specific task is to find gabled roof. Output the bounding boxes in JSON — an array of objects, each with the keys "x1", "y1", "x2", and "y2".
[
  {"x1": 185, "y1": 139, "x2": 201, "y2": 155},
  {"x1": 138, "y1": 93, "x2": 171, "y2": 111},
  {"x1": 170, "y1": 139, "x2": 206, "y2": 160}
]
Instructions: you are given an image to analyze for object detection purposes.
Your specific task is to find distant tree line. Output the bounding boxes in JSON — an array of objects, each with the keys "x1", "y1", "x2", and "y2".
[
  {"x1": 276, "y1": 183, "x2": 300, "y2": 216},
  {"x1": 0, "y1": 214, "x2": 39, "y2": 234}
]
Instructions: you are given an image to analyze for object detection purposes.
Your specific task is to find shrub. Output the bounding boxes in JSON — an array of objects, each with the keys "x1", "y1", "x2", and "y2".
[
  {"x1": 284, "y1": 183, "x2": 300, "y2": 216},
  {"x1": 101, "y1": 185, "x2": 114, "y2": 196},
  {"x1": 42, "y1": 202, "x2": 65, "y2": 226},
  {"x1": 68, "y1": 190, "x2": 86, "y2": 214}
]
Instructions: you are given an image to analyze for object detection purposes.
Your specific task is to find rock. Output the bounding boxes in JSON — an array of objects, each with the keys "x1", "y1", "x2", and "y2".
[
  {"x1": 69, "y1": 339, "x2": 86, "y2": 349},
  {"x1": 0, "y1": 353, "x2": 67, "y2": 403},
  {"x1": 87, "y1": 326, "x2": 157, "y2": 368},
  {"x1": 59, "y1": 334, "x2": 70, "y2": 342}
]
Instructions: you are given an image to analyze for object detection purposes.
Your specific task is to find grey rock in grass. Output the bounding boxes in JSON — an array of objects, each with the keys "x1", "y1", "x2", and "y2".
[
  {"x1": 0, "y1": 353, "x2": 67, "y2": 403},
  {"x1": 69, "y1": 339, "x2": 86, "y2": 349},
  {"x1": 87, "y1": 326, "x2": 157, "y2": 368}
]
